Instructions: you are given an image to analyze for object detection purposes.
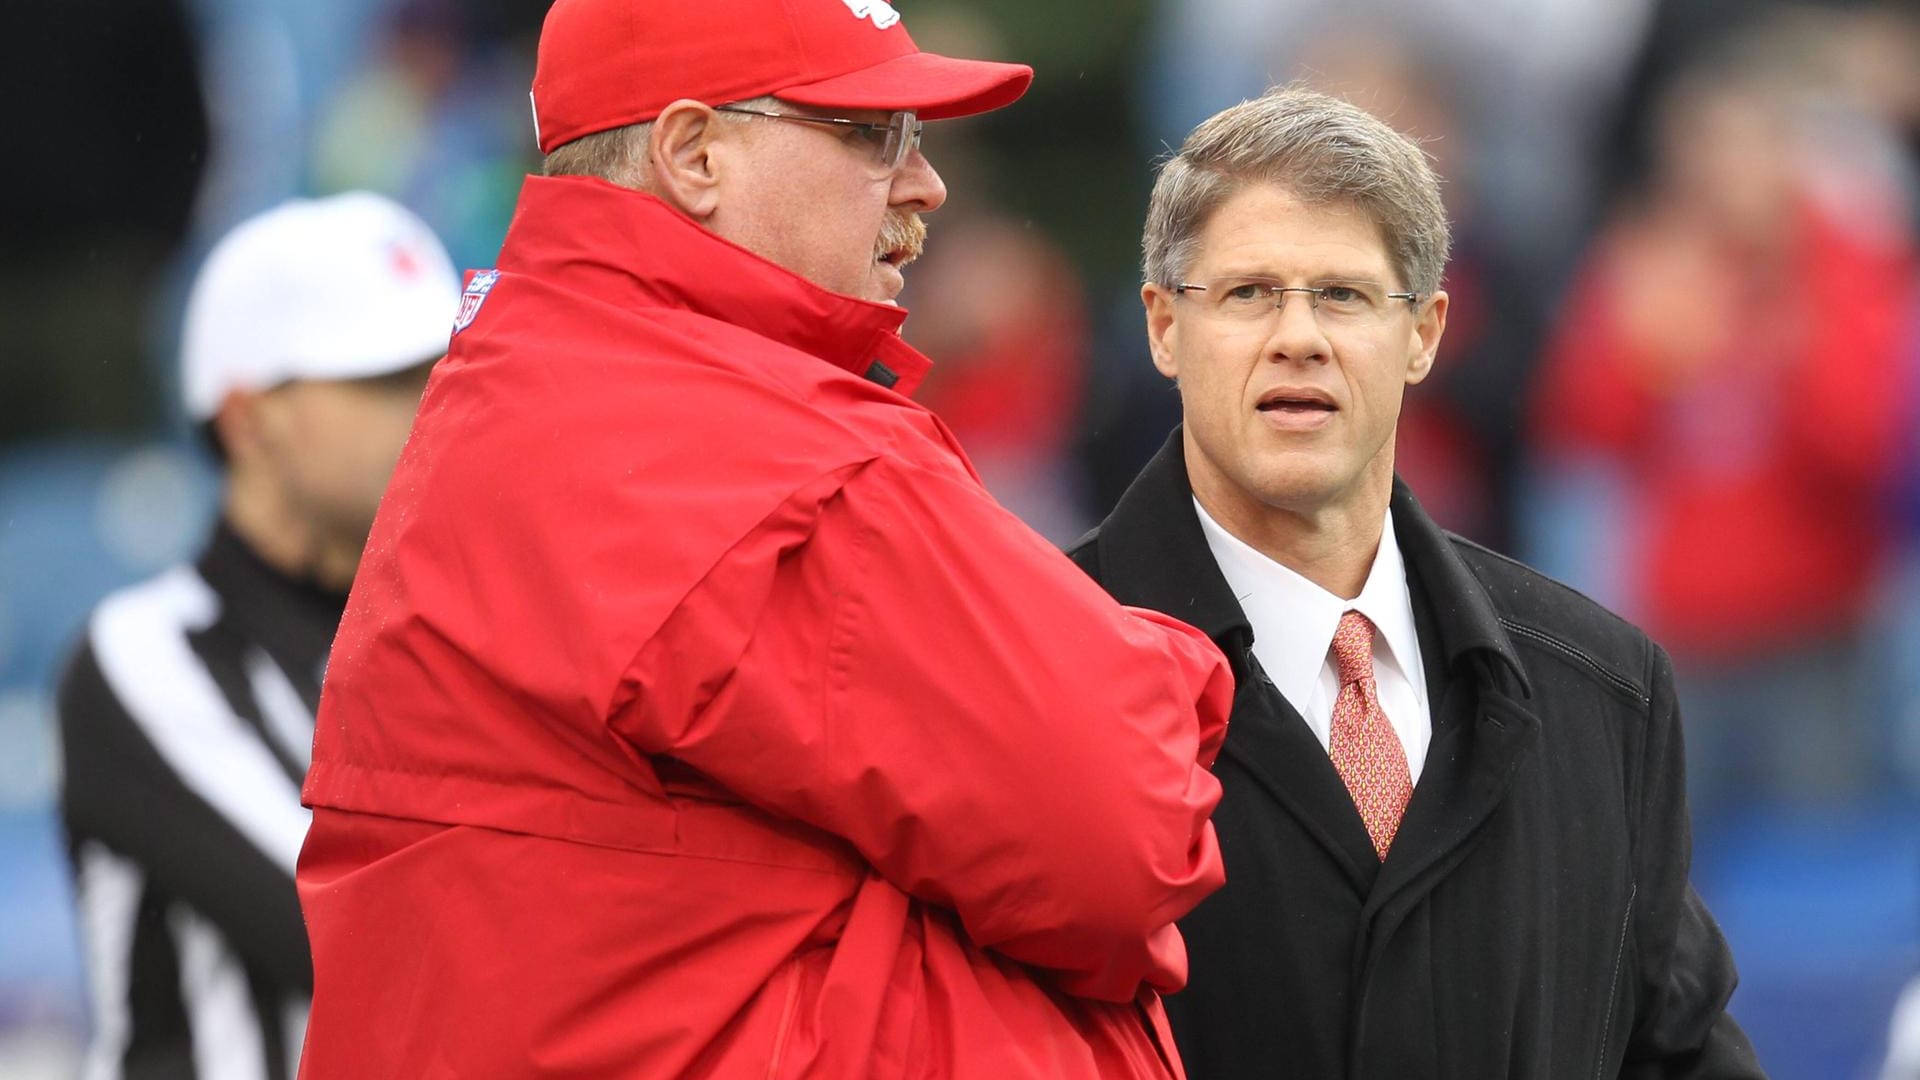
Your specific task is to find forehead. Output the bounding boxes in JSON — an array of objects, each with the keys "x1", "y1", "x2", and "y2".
[{"x1": 1190, "y1": 182, "x2": 1392, "y2": 278}]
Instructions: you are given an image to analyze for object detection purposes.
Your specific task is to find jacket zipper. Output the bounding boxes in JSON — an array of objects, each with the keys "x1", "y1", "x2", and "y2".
[{"x1": 764, "y1": 958, "x2": 804, "y2": 1080}]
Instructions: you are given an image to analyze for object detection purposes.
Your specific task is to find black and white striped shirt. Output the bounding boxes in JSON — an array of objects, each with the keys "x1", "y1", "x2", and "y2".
[{"x1": 58, "y1": 522, "x2": 342, "y2": 1080}]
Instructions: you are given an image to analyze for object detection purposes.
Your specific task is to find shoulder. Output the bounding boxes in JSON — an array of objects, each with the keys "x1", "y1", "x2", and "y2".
[
  {"x1": 454, "y1": 304, "x2": 947, "y2": 487},
  {"x1": 1064, "y1": 524, "x2": 1104, "y2": 581},
  {"x1": 1446, "y1": 533, "x2": 1660, "y2": 707},
  {"x1": 1061, "y1": 438, "x2": 1192, "y2": 589},
  {"x1": 57, "y1": 564, "x2": 218, "y2": 762},
  {"x1": 60, "y1": 563, "x2": 223, "y2": 725},
  {"x1": 80, "y1": 566, "x2": 220, "y2": 679}
]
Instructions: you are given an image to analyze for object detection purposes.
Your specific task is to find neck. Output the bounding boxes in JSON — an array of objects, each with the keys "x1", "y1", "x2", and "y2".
[
  {"x1": 1187, "y1": 457, "x2": 1390, "y2": 601},
  {"x1": 222, "y1": 475, "x2": 361, "y2": 594}
]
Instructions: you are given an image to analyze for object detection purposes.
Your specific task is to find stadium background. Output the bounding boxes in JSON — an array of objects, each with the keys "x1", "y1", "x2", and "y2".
[{"x1": 3, "y1": 0, "x2": 1918, "y2": 1074}]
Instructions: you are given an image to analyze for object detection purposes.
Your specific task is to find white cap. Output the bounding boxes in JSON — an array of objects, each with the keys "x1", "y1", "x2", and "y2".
[{"x1": 181, "y1": 192, "x2": 463, "y2": 421}]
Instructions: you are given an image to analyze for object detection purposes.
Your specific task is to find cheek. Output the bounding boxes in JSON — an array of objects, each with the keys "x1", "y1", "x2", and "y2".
[
  {"x1": 1178, "y1": 340, "x2": 1253, "y2": 417},
  {"x1": 362, "y1": 404, "x2": 422, "y2": 474},
  {"x1": 308, "y1": 403, "x2": 414, "y2": 492},
  {"x1": 1355, "y1": 359, "x2": 1412, "y2": 430},
  {"x1": 785, "y1": 209, "x2": 877, "y2": 287}
]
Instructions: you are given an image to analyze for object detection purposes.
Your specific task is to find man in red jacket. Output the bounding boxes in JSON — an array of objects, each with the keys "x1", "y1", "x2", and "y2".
[{"x1": 295, "y1": 1, "x2": 1235, "y2": 1077}]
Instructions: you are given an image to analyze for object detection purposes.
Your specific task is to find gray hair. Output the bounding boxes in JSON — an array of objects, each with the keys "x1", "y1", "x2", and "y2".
[
  {"x1": 543, "y1": 122, "x2": 652, "y2": 188},
  {"x1": 541, "y1": 96, "x2": 781, "y2": 191},
  {"x1": 1142, "y1": 86, "x2": 1450, "y2": 295}
]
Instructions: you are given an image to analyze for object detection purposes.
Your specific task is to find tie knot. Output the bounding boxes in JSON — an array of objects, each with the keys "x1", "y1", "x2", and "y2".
[{"x1": 1332, "y1": 610, "x2": 1377, "y2": 686}]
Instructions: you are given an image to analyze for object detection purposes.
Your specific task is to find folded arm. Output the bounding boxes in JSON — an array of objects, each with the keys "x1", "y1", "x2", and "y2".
[{"x1": 613, "y1": 455, "x2": 1232, "y2": 1001}]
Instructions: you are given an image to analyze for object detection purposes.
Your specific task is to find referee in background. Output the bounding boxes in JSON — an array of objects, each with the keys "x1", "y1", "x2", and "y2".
[{"x1": 55, "y1": 192, "x2": 459, "y2": 1080}]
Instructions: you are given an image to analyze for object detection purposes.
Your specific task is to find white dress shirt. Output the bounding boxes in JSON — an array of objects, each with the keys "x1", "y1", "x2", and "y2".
[{"x1": 1194, "y1": 499, "x2": 1432, "y2": 784}]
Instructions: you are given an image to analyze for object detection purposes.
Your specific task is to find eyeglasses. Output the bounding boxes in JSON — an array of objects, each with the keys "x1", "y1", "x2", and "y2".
[
  {"x1": 713, "y1": 104, "x2": 924, "y2": 175},
  {"x1": 1173, "y1": 277, "x2": 1420, "y2": 327}
]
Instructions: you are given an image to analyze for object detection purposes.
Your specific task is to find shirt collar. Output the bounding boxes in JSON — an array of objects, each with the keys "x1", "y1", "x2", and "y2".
[
  {"x1": 1359, "y1": 512, "x2": 1423, "y2": 689},
  {"x1": 1193, "y1": 499, "x2": 1422, "y2": 703},
  {"x1": 494, "y1": 175, "x2": 933, "y2": 396}
]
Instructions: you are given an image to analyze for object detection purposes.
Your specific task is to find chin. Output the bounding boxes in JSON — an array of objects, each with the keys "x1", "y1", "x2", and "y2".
[{"x1": 1240, "y1": 458, "x2": 1345, "y2": 512}]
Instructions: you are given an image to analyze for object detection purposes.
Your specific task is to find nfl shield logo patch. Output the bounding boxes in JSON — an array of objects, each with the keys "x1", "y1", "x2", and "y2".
[{"x1": 453, "y1": 269, "x2": 501, "y2": 334}]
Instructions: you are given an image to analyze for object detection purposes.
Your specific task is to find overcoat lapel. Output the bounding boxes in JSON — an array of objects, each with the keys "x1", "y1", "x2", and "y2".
[
  {"x1": 1083, "y1": 430, "x2": 1380, "y2": 895},
  {"x1": 1227, "y1": 663, "x2": 1385, "y2": 897},
  {"x1": 1361, "y1": 481, "x2": 1540, "y2": 936}
]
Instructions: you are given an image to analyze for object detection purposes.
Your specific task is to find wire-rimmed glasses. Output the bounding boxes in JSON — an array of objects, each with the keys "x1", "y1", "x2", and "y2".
[
  {"x1": 714, "y1": 104, "x2": 924, "y2": 175},
  {"x1": 1173, "y1": 277, "x2": 1421, "y2": 327}
]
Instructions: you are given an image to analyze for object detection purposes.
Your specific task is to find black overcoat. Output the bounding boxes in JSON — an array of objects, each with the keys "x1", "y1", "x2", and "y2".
[{"x1": 1069, "y1": 430, "x2": 1765, "y2": 1079}]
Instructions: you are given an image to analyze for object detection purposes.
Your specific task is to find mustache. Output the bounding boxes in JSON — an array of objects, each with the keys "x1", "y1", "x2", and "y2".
[{"x1": 876, "y1": 212, "x2": 927, "y2": 265}]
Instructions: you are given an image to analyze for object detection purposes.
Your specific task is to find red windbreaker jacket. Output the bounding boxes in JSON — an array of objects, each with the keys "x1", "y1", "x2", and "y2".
[{"x1": 297, "y1": 176, "x2": 1234, "y2": 1079}]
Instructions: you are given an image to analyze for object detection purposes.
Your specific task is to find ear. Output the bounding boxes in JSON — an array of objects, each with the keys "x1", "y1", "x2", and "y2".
[
  {"x1": 647, "y1": 99, "x2": 725, "y2": 221},
  {"x1": 1405, "y1": 289, "x2": 1447, "y2": 386},
  {"x1": 211, "y1": 388, "x2": 270, "y2": 462},
  {"x1": 1143, "y1": 283, "x2": 1180, "y2": 380}
]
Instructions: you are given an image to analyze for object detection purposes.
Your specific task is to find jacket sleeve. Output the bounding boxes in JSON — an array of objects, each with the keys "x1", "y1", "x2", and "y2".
[
  {"x1": 1618, "y1": 644, "x2": 1765, "y2": 1079},
  {"x1": 612, "y1": 454, "x2": 1232, "y2": 1003}
]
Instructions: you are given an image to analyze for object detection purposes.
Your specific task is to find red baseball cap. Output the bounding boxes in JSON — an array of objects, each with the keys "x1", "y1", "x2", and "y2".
[{"x1": 530, "y1": 0, "x2": 1034, "y2": 154}]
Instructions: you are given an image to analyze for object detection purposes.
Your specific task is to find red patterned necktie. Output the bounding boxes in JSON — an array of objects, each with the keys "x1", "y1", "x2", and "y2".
[{"x1": 1328, "y1": 610, "x2": 1413, "y2": 860}]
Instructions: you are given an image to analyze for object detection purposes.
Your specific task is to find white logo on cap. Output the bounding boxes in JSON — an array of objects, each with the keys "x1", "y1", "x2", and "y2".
[{"x1": 841, "y1": 0, "x2": 900, "y2": 30}]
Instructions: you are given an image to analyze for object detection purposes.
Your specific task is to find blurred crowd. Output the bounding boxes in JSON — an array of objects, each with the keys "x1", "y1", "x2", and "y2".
[{"x1": 5, "y1": 0, "x2": 1920, "y2": 1076}]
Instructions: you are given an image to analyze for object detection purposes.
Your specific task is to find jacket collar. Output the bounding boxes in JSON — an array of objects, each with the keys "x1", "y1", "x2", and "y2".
[
  {"x1": 1386, "y1": 476, "x2": 1532, "y2": 697},
  {"x1": 496, "y1": 175, "x2": 933, "y2": 396},
  {"x1": 1091, "y1": 427, "x2": 1531, "y2": 697},
  {"x1": 1089, "y1": 428, "x2": 1253, "y2": 656}
]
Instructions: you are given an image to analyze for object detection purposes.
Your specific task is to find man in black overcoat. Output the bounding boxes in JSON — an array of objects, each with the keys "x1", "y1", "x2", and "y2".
[{"x1": 1070, "y1": 86, "x2": 1766, "y2": 1078}]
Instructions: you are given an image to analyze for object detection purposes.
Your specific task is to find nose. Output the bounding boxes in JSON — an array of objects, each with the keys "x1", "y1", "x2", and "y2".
[
  {"x1": 889, "y1": 146, "x2": 947, "y2": 214},
  {"x1": 1262, "y1": 289, "x2": 1330, "y2": 364}
]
